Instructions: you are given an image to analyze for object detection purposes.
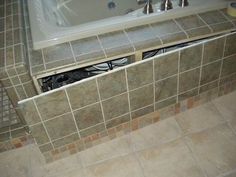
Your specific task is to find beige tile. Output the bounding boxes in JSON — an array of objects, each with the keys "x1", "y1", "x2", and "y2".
[
  {"x1": 229, "y1": 119, "x2": 236, "y2": 133},
  {"x1": 44, "y1": 154, "x2": 83, "y2": 177},
  {"x1": 131, "y1": 117, "x2": 182, "y2": 151},
  {"x1": 79, "y1": 135, "x2": 132, "y2": 167},
  {"x1": 175, "y1": 102, "x2": 225, "y2": 134},
  {"x1": 222, "y1": 171, "x2": 236, "y2": 177},
  {"x1": 137, "y1": 139, "x2": 205, "y2": 177},
  {"x1": 186, "y1": 124, "x2": 236, "y2": 177},
  {"x1": 212, "y1": 91, "x2": 236, "y2": 121},
  {"x1": 86, "y1": 154, "x2": 144, "y2": 177}
]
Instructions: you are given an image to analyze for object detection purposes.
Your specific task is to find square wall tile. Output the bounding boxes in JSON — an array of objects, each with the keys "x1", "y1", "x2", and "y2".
[
  {"x1": 35, "y1": 90, "x2": 71, "y2": 120},
  {"x1": 200, "y1": 61, "x2": 221, "y2": 85},
  {"x1": 155, "y1": 75, "x2": 177, "y2": 102},
  {"x1": 80, "y1": 123, "x2": 105, "y2": 138},
  {"x1": 155, "y1": 96, "x2": 177, "y2": 110},
  {"x1": 125, "y1": 25, "x2": 162, "y2": 50},
  {"x1": 203, "y1": 37, "x2": 224, "y2": 64},
  {"x1": 52, "y1": 133, "x2": 79, "y2": 148},
  {"x1": 71, "y1": 36, "x2": 105, "y2": 62},
  {"x1": 178, "y1": 88, "x2": 198, "y2": 102},
  {"x1": 66, "y1": 79, "x2": 99, "y2": 110},
  {"x1": 224, "y1": 33, "x2": 236, "y2": 57},
  {"x1": 130, "y1": 84, "x2": 154, "y2": 111},
  {"x1": 74, "y1": 103, "x2": 104, "y2": 130},
  {"x1": 210, "y1": 22, "x2": 234, "y2": 33},
  {"x1": 185, "y1": 26, "x2": 211, "y2": 38},
  {"x1": 221, "y1": 55, "x2": 236, "y2": 77},
  {"x1": 102, "y1": 93, "x2": 129, "y2": 121},
  {"x1": 175, "y1": 15, "x2": 205, "y2": 30},
  {"x1": 106, "y1": 114, "x2": 130, "y2": 129},
  {"x1": 179, "y1": 68, "x2": 200, "y2": 93},
  {"x1": 154, "y1": 51, "x2": 179, "y2": 81},
  {"x1": 151, "y1": 20, "x2": 183, "y2": 36},
  {"x1": 131, "y1": 105, "x2": 154, "y2": 119},
  {"x1": 19, "y1": 100, "x2": 41, "y2": 125},
  {"x1": 180, "y1": 44, "x2": 202, "y2": 72},
  {"x1": 98, "y1": 31, "x2": 134, "y2": 58},
  {"x1": 43, "y1": 43, "x2": 74, "y2": 63},
  {"x1": 30, "y1": 124, "x2": 50, "y2": 145},
  {"x1": 45, "y1": 113, "x2": 77, "y2": 140},
  {"x1": 198, "y1": 10, "x2": 227, "y2": 25},
  {"x1": 127, "y1": 60, "x2": 153, "y2": 90},
  {"x1": 97, "y1": 70, "x2": 127, "y2": 100}
]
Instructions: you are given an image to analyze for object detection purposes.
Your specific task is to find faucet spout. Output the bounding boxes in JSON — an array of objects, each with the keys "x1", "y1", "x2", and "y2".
[{"x1": 143, "y1": 0, "x2": 153, "y2": 14}]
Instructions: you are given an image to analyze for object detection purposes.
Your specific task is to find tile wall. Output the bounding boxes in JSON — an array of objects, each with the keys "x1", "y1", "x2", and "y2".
[{"x1": 19, "y1": 32, "x2": 236, "y2": 161}]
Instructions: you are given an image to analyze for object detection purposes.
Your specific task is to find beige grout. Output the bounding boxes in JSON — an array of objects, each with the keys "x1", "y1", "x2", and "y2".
[
  {"x1": 32, "y1": 99, "x2": 55, "y2": 149},
  {"x1": 64, "y1": 89, "x2": 81, "y2": 139},
  {"x1": 197, "y1": 44, "x2": 204, "y2": 94}
]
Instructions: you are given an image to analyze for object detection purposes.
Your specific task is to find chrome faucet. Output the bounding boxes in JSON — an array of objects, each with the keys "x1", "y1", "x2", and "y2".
[
  {"x1": 179, "y1": 0, "x2": 189, "y2": 7},
  {"x1": 137, "y1": 0, "x2": 153, "y2": 14},
  {"x1": 160, "y1": 0, "x2": 173, "y2": 11},
  {"x1": 143, "y1": 0, "x2": 153, "y2": 14}
]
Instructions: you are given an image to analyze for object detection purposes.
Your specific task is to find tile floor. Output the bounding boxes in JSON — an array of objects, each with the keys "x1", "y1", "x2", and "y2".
[{"x1": 0, "y1": 91, "x2": 236, "y2": 177}]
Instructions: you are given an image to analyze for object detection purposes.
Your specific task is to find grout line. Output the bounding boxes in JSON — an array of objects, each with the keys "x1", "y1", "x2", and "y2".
[
  {"x1": 173, "y1": 19, "x2": 190, "y2": 38},
  {"x1": 5, "y1": 68, "x2": 20, "y2": 101},
  {"x1": 69, "y1": 41, "x2": 77, "y2": 63},
  {"x1": 177, "y1": 50, "x2": 180, "y2": 102},
  {"x1": 123, "y1": 29, "x2": 136, "y2": 52},
  {"x1": 196, "y1": 14, "x2": 213, "y2": 33},
  {"x1": 149, "y1": 24, "x2": 164, "y2": 45},
  {"x1": 64, "y1": 89, "x2": 81, "y2": 139},
  {"x1": 96, "y1": 35, "x2": 108, "y2": 58},
  {"x1": 198, "y1": 44, "x2": 204, "y2": 94},
  {"x1": 95, "y1": 78, "x2": 107, "y2": 129},
  {"x1": 124, "y1": 68, "x2": 132, "y2": 121},
  {"x1": 41, "y1": 49, "x2": 47, "y2": 70},
  {"x1": 32, "y1": 99, "x2": 55, "y2": 149},
  {"x1": 217, "y1": 36, "x2": 227, "y2": 93},
  {"x1": 219, "y1": 10, "x2": 236, "y2": 27},
  {"x1": 152, "y1": 59, "x2": 156, "y2": 110},
  {"x1": 183, "y1": 138, "x2": 209, "y2": 177}
]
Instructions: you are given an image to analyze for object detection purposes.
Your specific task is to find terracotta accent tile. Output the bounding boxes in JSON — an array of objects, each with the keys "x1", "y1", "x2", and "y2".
[
  {"x1": 51, "y1": 149, "x2": 59, "y2": 155},
  {"x1": 91, "y1": 134, "x2": 99, "y2": 141},
  {"x1": 187, "y1": 97, "x2": 194, "y2": 109},
  {"x1": 175, "y1": 103, "x2": 180, "y2": 114},
  {"x1": 131, "y1": 119, "x2": 139, "y2": 131},
  {"x1": 67, "y1": 143, "x2": 76, "y2": 149},
  {"x1": 14, "y1": 142, "x2": 22, "y2": 148}
]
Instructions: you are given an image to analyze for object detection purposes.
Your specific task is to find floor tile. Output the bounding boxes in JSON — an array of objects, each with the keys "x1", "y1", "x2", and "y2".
[
  {"x1": 175, "y1": 102, "x2": 225, "y2": 134},
  {"x1": 222, "y1": 170, "x2": 236, "y2": 177},
  {"x1": 86, "y1": 154, "x2": 144, "y2": 177},
  {"x1": 136, "y1": 139, "x2": 205, "y2": 177},
  {"x1": 212, "y1": 91, "x2": 236, "y2": 121},
  {"x1": 0, "y1": 145, "x2": 31, "y2": 177},
  {"x1": 79, "y1": 135, "x2": 132, "y2": 167},
  {"x1": 44, "y1": 153, "x2": 83, "y2": 177},
  {"x1": 186, "y1": 124, "x2": 236, "y2": 177},
  {"x1": 130, "y1": 117, "x2": 182, "y2": 151}
]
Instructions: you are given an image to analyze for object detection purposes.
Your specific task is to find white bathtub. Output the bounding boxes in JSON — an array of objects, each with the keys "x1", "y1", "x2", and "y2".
[{"x1": 28, "y1": 0, "x2": 231, "y2": 50}]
